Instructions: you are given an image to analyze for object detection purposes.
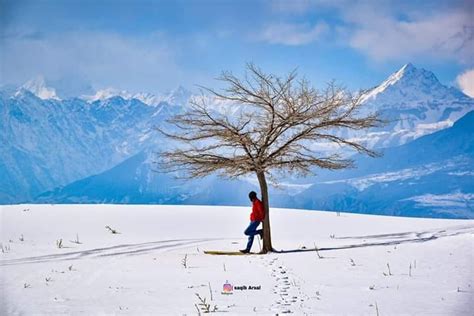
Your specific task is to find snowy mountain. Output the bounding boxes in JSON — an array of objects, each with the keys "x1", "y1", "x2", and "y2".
[
  {"x1": 37, "y1": 111, "x2": 474, "y2": 218},
  {"x1": 354, "y1": 63, "x2": 473, "y2": 148},
  {"x1": 35, "y1": 150, "x2": 266, "y2": 206},
  {"x1": 83, "y1": 88, "x2": 164, "y2": 106},
  {"x1": 292, "y1": 110, "x2": 474, "y2": 218},
  {"x1": 81, "y1": 85, "x2": 192, "y2": 107},
  {"x1": 163, "y1": 85, "x2": 193, "y2": 107},
  {"x1": 2, "y1": 64, "x2": 473, "y2": 213},
  {"x1": 19, "y1": 76, "x2": 60, "y2": 100},
  {"x1": 0, "y1": 91, "x2": 181, "y2": 203},
  {"x1": 1, "y1": 80, "x2": 231, "y2": 204}
]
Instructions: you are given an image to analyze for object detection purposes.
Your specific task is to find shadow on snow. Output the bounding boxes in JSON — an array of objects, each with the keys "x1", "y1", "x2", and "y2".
[
  {"x1": 1, "y1": 225, "x2": 473, "y2": 264},
  {"x1": 0, "y1": 238, "x2": 222, "y2": 266},
  {"x1": 273, "y1": 224, "x2": 474, "y2": 254}
]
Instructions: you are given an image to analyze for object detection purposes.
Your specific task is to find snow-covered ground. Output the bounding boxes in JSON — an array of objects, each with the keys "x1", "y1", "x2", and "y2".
[{"x1": 1, "y1": 204, "x2": 473, "y2": 315}]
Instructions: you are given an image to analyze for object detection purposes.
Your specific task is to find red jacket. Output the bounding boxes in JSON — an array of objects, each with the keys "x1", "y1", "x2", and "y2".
[{"x1": 250, "y1": 198, "x2": 265, "y2": 222}]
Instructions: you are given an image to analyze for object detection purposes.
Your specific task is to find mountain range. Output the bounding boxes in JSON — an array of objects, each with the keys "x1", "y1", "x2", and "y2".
[
  {"x1": 0, "y1": 85, "x2": 186, "y2": 203},
  {"x1": 1, "y1": 64, "x2": 473, "y2": 218},
  {"x1": 294, "y1": 110, "x2": 474, "y2": 218},
  {"x1": 36, "y1": 109, "x2": 474, "y2": 218}
]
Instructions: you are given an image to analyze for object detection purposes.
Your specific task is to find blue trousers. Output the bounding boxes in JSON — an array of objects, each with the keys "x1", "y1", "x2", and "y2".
[{"x1": 244, "y1": 221, "x2": 263, "y2": 251}]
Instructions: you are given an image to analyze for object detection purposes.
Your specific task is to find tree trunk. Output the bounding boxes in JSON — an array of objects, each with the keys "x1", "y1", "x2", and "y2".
[{"x1": 256, "y1": 171, "x2": 273, "y2": 253}]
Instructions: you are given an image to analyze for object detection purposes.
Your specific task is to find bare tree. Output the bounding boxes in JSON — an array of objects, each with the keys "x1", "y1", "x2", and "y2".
[{"x1": 156, "y1": 64, "x2": 383, "y2": 253}]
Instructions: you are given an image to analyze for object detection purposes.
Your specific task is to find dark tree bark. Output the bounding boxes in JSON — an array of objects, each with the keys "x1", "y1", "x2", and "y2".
[{"x1": 257, "y1": 171, "x2": 273, "y2": 253}]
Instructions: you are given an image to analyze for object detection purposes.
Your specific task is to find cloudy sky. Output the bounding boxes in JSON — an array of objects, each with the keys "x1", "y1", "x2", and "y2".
[{"x1": 1, "y1": 0, "x2": 473, "y2": 96}]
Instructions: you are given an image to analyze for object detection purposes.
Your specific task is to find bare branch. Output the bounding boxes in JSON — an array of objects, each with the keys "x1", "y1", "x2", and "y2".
[{"x1": 156, "y1": 64, "x2": 384, "y2": 179}]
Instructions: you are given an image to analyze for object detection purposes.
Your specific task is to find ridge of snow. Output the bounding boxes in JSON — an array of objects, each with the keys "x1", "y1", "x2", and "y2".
[
  {"x1": 83, "y1": 88, "x2": 131, "y2": 102},
  {"x1": 18, "y1": 76, "x2": 60, "y2": 100},
  {"x1": 162, "y1": 85, "x2": 192, "y2": 106},
  {"x1": 82, "y1": 86, "x2": 194, "y2": 107},
  {"x1": 83, "y1": 88, "x2": 164, "y2": 106},
  {"x1": 359, "y1": 63, "x2": 440, "y2": 104},
  {"x1": 323, "y1": 156, "x2": 469, "y2": 191},
  {"x1": 403, "y1": 191, "x2": 474, "y2": 208}
]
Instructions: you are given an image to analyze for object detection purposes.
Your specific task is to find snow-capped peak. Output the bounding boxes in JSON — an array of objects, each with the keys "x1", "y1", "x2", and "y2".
[
  {"x1": 84, "y1": 88, "x2": 133, "y2": 102},
  {"x1": 388, "y1": 62, "x2": 438, "y2": 85},
  {"x1": 133, "y1": 92, "x2": 164, "y2": 106},
  {"x1": 18, "y1": 76, "x2": 60, "y2": 100},
  {"x1": 392, "y1": 62, "x2": 415, "y2": 80},
  {"x1": 164, "y1": 85, "x2": 192, "y2": 106},
  {"x1": 353, "y1": 63, "x2": 473, "y2": 149},
  {"x1": 83, "y1": 88, "x2": 164, "y2": 106},
  {"x1": 360, "y1": 63, "x2": 440, "y2": 104},
  {"x1": 81, "y1": 85, "x2": 192, "y2": 107}
]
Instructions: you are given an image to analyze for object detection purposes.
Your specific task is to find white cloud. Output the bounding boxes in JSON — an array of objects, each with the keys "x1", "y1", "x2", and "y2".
[
  {"x1": 457, "y1": 69, "x2": 474, "y2": 97},
  {"x1": 263, "y1": 1, "x2": 474, "y2": 64},
  {"x1": 347, "y1": 10, "x2": 473, "y2": 64},
  {"x1": 259, "y1": 22, "x2": 328, "y2": 45},
  {"x1": 0, "y1": 31, "x2": 186, "y2": 93}
]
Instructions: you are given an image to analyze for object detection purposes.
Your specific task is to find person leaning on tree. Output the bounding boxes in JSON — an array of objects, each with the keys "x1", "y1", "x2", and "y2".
[{"x1": 240, "y1": 191, "x2": 265, "y2": 253}]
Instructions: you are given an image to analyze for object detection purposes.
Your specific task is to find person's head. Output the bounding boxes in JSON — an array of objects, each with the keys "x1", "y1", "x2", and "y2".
[{"x1": 248, "y1": 191, "x2": 257, "y2": 202}]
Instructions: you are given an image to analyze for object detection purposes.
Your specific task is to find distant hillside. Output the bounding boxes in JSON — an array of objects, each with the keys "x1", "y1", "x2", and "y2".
[
  {"x1": 37, "y1": 111, "x2": 474, "y2": 219},
  {"x1": 293, "y1": 110, "x2": 474, "y2": 218}
]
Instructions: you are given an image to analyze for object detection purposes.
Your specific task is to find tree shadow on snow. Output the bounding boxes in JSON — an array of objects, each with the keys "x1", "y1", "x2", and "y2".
[
  {"x1": 0, "y1": 238, "x2": 225, "y2": 266},
  {"x1": 273, "y1": 225, "x2": 474, "y2": 254}
]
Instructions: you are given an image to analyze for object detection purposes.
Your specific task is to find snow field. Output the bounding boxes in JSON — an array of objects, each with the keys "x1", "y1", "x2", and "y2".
[{"x1": 1, "y1": 204, "x2": 473, "y2": 315}]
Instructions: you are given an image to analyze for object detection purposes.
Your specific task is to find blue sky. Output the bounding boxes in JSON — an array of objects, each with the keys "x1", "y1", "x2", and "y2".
[{"x1": 1, "y1": 0, "x2": 473, "y2": 95}]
